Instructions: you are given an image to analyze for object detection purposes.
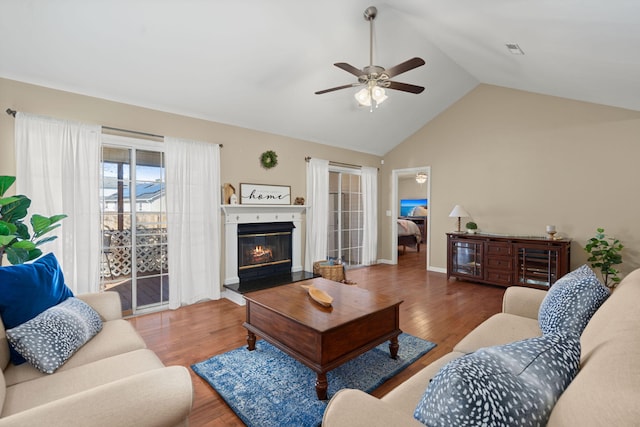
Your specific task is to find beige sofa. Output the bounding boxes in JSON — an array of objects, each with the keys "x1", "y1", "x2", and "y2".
[
  {"x1": 324, "y1": 268, "x2": 640, "y2": 426},
  {"x1": 0, "y1": 292, "x2": 193, "y2": 426}
]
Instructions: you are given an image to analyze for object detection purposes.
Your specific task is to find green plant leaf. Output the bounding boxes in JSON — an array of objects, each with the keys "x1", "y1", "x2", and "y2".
[
  {"x1": 31, "y1": 214, "x2": 52, "y2": 233},
  {"x1": 0, "y1": 196, "x2": 20, "y2": 207},
  {"x1": 34, "y1": 235, "x2": 58, "y2": 247},
  {"x1": 0, "y1": 196, "x2": 31, "y2": 222},
  {"x1": 33, "y1": 223, "x2": 62, "y2": 240},
  {"x1": 0, "y1": 235, "x2": 16, "y2": 246},
  {"x1": 15, "y1": 222, "x2": 30, "y2": 240},
  {"x1": 49, "y1": 214, "x2": 68, "y2": 224},
  {"x1": 12, "y1": 240, "x2": 36, "y2": 250},
  {"x1": 0, "y1": 176, "x2": 16, "y2": 198},
  {"x1": 6, "y1": 246, "x2": 29, "y2": 265},
  {"x1": 0, "y1": 221, "x2": 12, "y2": 235}
]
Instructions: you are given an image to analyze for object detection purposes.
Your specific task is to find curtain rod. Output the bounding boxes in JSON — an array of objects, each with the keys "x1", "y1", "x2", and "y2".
[
  {"x1": 305, "y1": 156, "x2": 362, "y2": 169},
  {"x1": 6, "y1": 108, "x2": 222, "y2": 147}
]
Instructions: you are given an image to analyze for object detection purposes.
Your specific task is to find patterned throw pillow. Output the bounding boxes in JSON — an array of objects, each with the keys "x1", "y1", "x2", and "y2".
[
  {"x1": 6, "y1": 297, "x2": 103, "y2": 374},
  {"x1": 538, "y1": 264, "x2": 610, "y2": 336},
  {"x1": 414, "y1": 333, "x2": 581, "y2": 427}
]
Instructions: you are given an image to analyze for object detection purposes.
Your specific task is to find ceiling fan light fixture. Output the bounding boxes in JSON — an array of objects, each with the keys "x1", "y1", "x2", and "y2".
[
  {"x1": 371, "y1": 86, "x2": 387, "y2": 103},
  {"x1": 415, "y1": 172, "x2": 427, "y2": 184},
  {"x1": 355, "y1": 87, "x2": 372, "y2": 106}
]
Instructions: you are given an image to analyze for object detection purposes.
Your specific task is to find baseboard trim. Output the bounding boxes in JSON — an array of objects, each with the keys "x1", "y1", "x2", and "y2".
[{"x1": 222, "y1": 290, "x2": 246, "y2": 306}]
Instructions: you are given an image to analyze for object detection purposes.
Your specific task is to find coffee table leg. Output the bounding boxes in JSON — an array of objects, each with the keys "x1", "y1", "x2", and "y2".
[
  {"x1": 316, "y1": 372, "x2": 328, "y2": 400},
  {"x1": 247, "y1": 331, "x2": 256, "y2": 351},
  {"x1": 389, "y1": 335, "x2": 399, "y2": 359}
]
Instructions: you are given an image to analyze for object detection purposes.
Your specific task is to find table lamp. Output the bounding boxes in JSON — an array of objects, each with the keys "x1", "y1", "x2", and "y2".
[{"x1": 449, "y1": 205, "x2": 470, "y2": 232}]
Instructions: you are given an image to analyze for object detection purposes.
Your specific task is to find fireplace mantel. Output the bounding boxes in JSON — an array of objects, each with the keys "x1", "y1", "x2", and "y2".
[
  {"x1": 221, "y1": 204, "x2": 307, "y2": 224},
  {"x1": 221, "y1": 204, "x2": 306, "y2": 304}
]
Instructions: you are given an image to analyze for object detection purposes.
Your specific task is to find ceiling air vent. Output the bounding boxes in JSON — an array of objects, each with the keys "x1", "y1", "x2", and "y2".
[{"x1": 506, "y1": 43, "x2": 525, "y2": 55}]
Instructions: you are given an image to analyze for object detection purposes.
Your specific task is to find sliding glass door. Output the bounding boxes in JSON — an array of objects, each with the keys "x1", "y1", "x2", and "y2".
[
  {"x1": 328, "y1": 169, "x2": 363, "y2": 266},
  {"x1": 100, "y1": 138, "x2": 168, "y2": 315}
]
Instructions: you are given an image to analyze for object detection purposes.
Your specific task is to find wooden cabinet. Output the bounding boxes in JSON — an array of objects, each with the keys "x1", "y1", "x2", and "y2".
[{"x1": 447, "y1": 233, "x2": 571, "y2": 289}]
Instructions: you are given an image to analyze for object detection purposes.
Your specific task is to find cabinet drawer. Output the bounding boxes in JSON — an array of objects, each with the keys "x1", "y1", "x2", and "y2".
[
  {"x1": 486, "y1": 256, "x2": 513, "y2": 270},
  {"x1": 486, "y1": 270, "x2": 512, "y2": 286},
  {"x1": 486, "y1": 242, "x2": 512, "y2": 256}
]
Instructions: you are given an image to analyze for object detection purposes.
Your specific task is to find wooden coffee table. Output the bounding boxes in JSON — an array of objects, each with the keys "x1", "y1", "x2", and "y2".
[{"x1": 243, "y1": 277, "x2": 403, "y2": 400}]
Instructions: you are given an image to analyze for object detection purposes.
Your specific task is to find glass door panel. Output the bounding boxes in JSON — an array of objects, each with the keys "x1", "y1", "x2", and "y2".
[
  {"x1": 101, "y1": 145, "x2": 168, "y2": 315},
  {"x1": 328, "y1": 170, "x2": 363, "y2": 267}
]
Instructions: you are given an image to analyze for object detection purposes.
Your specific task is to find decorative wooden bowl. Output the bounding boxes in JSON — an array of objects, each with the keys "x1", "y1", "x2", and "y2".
[{"x1": 301, "y1": 284, "x2": 333, "y2": 307}]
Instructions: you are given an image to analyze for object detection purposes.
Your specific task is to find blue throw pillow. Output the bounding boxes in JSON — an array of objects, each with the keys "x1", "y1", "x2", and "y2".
[
  {"x1": 0, "y1": 253, "x2": 74, "y2": 364},
  {"x1": 6, "y1": 297, "x2": 103, "y2": 373},
  {"x1": 414, "y1": 333, "x2": 581, "y2": 427},
  {"x1": 538, "y1": 264, "x2": 610, "y2": 336}
]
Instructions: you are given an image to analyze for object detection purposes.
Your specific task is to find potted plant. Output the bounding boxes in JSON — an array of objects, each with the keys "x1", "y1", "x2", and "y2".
[
  {"x1": 584, "y1": 227, "x2": 624, "y2": 288},
  {"x1": 0, "y1": 176, "x2": 67, "y2": 265},
  {"x1": 465, "y1": 221, "x2": 478, "y2": 234}
]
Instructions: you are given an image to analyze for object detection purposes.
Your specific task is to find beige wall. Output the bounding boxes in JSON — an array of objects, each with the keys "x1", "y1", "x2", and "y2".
[
  {"x1": 380, "y1": 84, "x2": 640, "y2": 277},
  {"x1": 0, "y1": 77, "x2": 381, "y2": 277},
  {"x1": 398, "y1": 176, "x2": 428, "y2": 207}
]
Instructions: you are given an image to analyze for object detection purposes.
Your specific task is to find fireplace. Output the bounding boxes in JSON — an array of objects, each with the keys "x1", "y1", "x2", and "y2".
[
  {"x1": 221, "y1": 204, "x2": 309, "y2": 305},
  {"x1": 237, "y1": 222, "x2": 293, "y2": 281}
]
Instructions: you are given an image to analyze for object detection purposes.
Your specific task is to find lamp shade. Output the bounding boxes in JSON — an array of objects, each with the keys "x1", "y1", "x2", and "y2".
[
  {"x1": 355, "y1": 88, "x2": 371, "y2": 106},
  {"x1": 449, "y1": 205, "x2": 470, "y2": 218}
]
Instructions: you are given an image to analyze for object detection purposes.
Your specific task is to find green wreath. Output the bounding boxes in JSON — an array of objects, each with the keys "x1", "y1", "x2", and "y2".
[{"x1": 260, "y1": 150, "x2": 278, "y2": 169}]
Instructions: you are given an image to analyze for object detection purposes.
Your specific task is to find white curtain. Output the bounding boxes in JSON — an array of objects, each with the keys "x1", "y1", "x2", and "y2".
[
  {"x1": 361, "y1": 166, "x2": 378, "y2": 265},
  {"x1": 15, "y1": 113, "x2": 101, "y2": 294},
  {"x1": 304, "y1": 158, "x2": 329, "y2": 271},
  {"x1": 165, "y1": 137, "x2": 221, "y2": 308}
]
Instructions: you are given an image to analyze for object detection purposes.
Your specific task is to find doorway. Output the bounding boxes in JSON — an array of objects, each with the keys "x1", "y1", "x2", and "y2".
[{"x1": 391, "y1": 167, "x2": 431, "y2": 269}]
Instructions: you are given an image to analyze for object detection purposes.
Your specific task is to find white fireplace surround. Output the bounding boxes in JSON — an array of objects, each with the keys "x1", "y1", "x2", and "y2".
[{"x1": 221, "y1": 204, "x2": 306, "y2": 302}]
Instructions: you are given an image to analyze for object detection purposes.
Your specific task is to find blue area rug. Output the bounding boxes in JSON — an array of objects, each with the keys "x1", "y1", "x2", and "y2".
[{"x1": 191, "y1": 333, "x2": 436, "y2": 427}]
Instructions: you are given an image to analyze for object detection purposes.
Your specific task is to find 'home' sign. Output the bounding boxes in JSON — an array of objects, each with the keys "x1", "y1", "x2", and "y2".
[{"x1": 239, "y1": 183, "x2": 291, "y2": 205}]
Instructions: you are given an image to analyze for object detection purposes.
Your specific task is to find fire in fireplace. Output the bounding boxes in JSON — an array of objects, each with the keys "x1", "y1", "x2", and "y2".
[{"x1": 237, "y1": 222, "x2": 294, "y2": 281}]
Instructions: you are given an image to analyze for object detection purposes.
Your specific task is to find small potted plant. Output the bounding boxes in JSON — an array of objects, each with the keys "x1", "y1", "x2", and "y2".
[
  {"x1": 465, "y1": 221, "x2": 478, "y2": 234},
  {"x1": 584, "y1": 227, "x2": 624, "y2": 288}
]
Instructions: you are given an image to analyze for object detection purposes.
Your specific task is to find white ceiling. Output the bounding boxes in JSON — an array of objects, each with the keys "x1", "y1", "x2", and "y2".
[{"x1": 1, "y1": 1, "x2": 639, "y2": 156}]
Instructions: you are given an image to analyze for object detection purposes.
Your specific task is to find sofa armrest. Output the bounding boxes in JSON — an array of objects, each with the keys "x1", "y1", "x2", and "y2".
[
  {"x1": 323, "y1": 389, "x2": 424, "y2": 427},
  {"x1": 77, "y1": 292, "x2": 123, "y2": 321},
  {"x1": 502, "y1": 286, "x2": 547, "y2": 319}
]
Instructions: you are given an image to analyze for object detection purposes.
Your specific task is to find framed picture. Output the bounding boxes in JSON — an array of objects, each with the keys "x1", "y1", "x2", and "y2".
[{"x1": 240, "y1": 183, "x2": 291, "y2": 205}]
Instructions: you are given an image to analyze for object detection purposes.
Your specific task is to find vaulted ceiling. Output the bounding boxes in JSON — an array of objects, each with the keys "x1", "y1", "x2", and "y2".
[{"x1": 1, "y1": 1, "x2": 638, "y2": 156}]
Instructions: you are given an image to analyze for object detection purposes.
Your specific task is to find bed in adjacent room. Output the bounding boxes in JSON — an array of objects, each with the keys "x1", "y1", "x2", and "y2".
[{"x1": 397, "y1": 218, "x2": 423, "y2": 254}]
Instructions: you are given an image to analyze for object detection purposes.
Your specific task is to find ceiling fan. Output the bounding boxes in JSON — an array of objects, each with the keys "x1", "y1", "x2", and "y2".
[{"x1": 315, "y1": 6, "x2": 426, "y2": 111}]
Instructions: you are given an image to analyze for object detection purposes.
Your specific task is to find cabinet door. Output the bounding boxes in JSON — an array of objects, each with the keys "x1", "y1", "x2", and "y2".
[
  {"x1": 450, "y1": 239, "x2": 483, "y2": 279},
  {"x1": 516, "y1": 244, "x2": 562, "y2": 288}
]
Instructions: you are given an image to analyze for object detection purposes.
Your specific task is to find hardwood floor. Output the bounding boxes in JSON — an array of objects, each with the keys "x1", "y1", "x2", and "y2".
[{"x1": 128, "y1": 250, "x2": 506, "y2": 426}]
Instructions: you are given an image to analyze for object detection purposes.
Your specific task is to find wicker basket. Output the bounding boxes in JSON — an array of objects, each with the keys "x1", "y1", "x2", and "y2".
[{"x1": 313, "y1": 260, "x2": 346, "y2": 282}]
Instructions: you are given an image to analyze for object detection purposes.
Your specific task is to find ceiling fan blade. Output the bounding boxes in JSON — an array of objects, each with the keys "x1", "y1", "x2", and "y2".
[
  {"x1": 334, "y1": 62, "x2": 364, "y2": 77},
  {"x1": 384, "y1": 57, "x2": 426, "y2": 78},
  {"x1": 315, "y1": 83, "x2": 361, "y2": 95},
  {"x1": 386, "y1": 81, "x2": 425, "y2": 94}
]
